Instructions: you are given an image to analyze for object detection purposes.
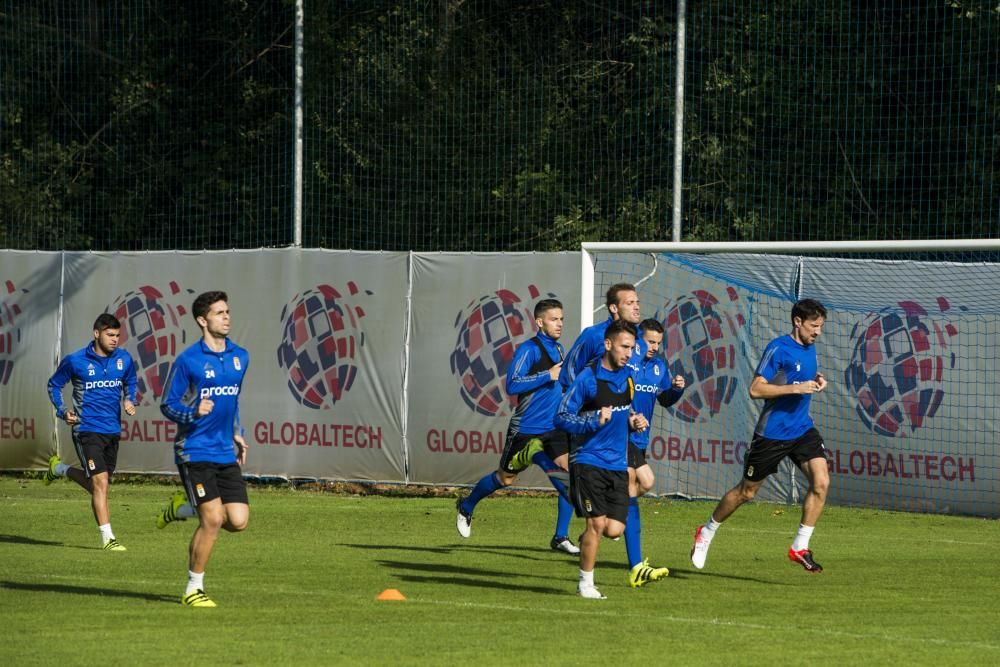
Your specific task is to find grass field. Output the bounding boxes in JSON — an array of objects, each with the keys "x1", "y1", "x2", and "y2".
[{"x1": 1, "y1": 476, "x2": 997, "y2": 666}]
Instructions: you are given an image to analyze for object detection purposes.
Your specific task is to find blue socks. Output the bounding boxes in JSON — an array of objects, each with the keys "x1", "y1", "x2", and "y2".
[
  {"x1": 531, "y1": 451, "x2": 570, "y2": 502},
  {"x1": 461, "y1": 452, "x2": 575, "y2": 540},
  {"x1": 625, "y1": 497, "x2": 642, "y2": 568},
  {"x1": 531, "y1": 450, "x2": 573, "y2": 539},
  {"x1": 461, "y1": 471, "x2": 503, "y2": 514},
  {"x1": 555, "y1": 495, "x2": 573, "y2": 539}
]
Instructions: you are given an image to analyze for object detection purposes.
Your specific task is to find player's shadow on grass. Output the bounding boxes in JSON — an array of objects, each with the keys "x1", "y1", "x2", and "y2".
[
  {"x1": 666, "y1": 566, "x2": 791, "y2": 585},
  {"x1": 376, "y1": 559, "x2": 553, "y2": 581},
  {"x1": 391, "y1": 574, "x2": 567, "y2": 595},
  {"x1": 340, "y1": 542, "x2": 555, "y2": 561},
  {"x1": 376, "y1": 560, "x2": 567, "y2": 594},
  {"x1": 1, "y1": 580, "x2": 178, "y2": 603},
  {"x1": 0, "y1": 533, "x2": 65, "y2": 547}
]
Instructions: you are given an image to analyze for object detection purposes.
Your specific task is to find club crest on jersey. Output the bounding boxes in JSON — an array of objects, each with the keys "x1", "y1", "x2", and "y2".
[
  {"x1": 233, "y1": 357, "x2": 241, "y2": 371},
  {"x1": 654, "y1": 365, "x2": 660, "y2": 376},
  {"x1": 116, "y1": 358, "x2": 123, "y2": 371}
]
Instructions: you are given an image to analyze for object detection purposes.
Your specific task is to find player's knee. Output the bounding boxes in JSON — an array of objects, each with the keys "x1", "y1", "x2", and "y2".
[
  {"x1": 225, "y1": 517, "x2": 249, "y2": 532},
  {"x1": 604, "y1": 522, "x2": 624, "y2": 539},
  {"x1": 497, "y1": 472, "x2": 516, "y2": 487},
  {"x1": 198, "y1": 508, "x2": 226, "y2": 531},
  {"x1": 738, "y1": 483, "x2": 759, "y2": 502},
  {"x1": 810, "y1": 476, "x2": 830, "y2": 498}
]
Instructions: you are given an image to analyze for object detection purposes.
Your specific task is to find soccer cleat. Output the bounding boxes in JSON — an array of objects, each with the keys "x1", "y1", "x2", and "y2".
[
  {"x1": 690, "y1": 525, "x2": 712, "y2": 570},
  {"x1": 157, "y1": 490, "x2": 189, "y2": 529},
  {"x1": 455, "y1": 497, "x2": 472, "y2": 538},
  {"x1": 102, "y1": 538, "x2": 126, "y2": 552},
  {"x1": 181, "y1": 589, "x2": 217, "y2": 608},
  {"x1": 550, "y1": 535, "x2": 581, "y2": 555},
  {"x1": 509, "y1": 437, "x2": 544, "y2": 472},
  {"x1": 628, "y1": 558, "x2": 669, "y2": 588},
  {"x1": 788, "y1": 547, "x2": 823, "y2": 573},
  {"x1": 43, "y1": 454, "x2": 62, "y2": 486},
  {"x1": 577, "y1": 584, "x2": 606, "y2": 600}
]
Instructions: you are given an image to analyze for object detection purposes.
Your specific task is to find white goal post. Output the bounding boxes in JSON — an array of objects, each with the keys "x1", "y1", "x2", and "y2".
[{"x1": 579, "y1": 239, "x2": 1000, "y2": 517}]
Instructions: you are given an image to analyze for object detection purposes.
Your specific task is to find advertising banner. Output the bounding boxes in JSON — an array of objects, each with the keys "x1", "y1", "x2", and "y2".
[
  {"x1": 0, "y1": 251, "x2": 63, "y2": 469},
  {"x1": 406, "y1": 253, "x2": 581, "y2": 486}
]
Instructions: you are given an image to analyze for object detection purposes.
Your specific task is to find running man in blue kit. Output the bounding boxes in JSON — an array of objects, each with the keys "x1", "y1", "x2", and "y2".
[
  {"x1": 690, "y1": 299, "x2": 829, "y2": 573},
  {"x1": 45, "y1": 313, "x2": 138, "y2": 551},
  {"x1": 157, "y1": 291, "x2": 251, "y2": 607}
]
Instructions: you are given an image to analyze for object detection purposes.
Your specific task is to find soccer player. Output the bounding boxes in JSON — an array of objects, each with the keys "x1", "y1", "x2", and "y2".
[
  {"x1": 623, "y1": 318, "x2": 686, "y2": 587},
  {"x1": 556, "y1": 320, "x2": 648, "y2": 599},
  {"x1": 456, "y1": 299, "x2": 580, "y2": 554},
  {"x1": 560, "y1": 284, "x2": 671, "y2": 585},
  {"x1": 559, "y1": 283, "x2": 643, "y2": 390},
  {"x1": 45, "y1": 313, "x2": 138, "y2": 551},
  {"x1": 157, "y1": 291, "x2": 251, "y2": 607},
  {"x1": 690, "y1": 298, "x2": 829, "y2": 573}
]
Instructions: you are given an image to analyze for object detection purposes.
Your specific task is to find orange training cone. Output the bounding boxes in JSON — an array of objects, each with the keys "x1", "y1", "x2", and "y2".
[{"x1": 376, "y1": 588, "x2": 406, "y2": 601}]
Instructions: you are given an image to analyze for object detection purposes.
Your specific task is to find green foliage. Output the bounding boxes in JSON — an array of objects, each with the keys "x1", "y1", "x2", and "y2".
[
  {"x1": 1, "y1": 1, "x2": 997, "y2": 250},
  {"x1": 2, "y1": 478, "x2": 998, "y2": 665}
]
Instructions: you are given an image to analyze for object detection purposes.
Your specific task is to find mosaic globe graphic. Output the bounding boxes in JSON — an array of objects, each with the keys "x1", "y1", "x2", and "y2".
[
  {"x1": 661, "y1": 287, "x2": 745, "y2": 423},
  {"x1": 0, "y1": 280, "x2": 27, "y2": 386},
  {"x1": 277, "y1": 283, "x2": 371, "y2": 409},
  {"x1": 844, "y1": 299, "x2": 959, "y2": 437},
  {"x1": 451, "y1": 285, "x2": 551, "y2": 417},
  {"x1": 108, "y1": 282, "x2": 192, "y2": 404}
]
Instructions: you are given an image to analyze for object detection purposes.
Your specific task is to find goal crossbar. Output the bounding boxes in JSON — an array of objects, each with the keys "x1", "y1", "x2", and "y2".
[{"x1": 580, "y1": 239, "x2": 1000, "y2": 327}]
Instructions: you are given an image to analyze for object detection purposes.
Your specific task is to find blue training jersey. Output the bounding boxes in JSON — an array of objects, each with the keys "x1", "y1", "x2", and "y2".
[
  {"x1": 556, "y1": 362, "x2": 634, "y2": 471},
  {"x1": 559, "y1": 316, "x2": 643, "y2": 389},
  {"x1": 505, "y1": 333, "x2": 564, "y2": 435},
  {"x1": 753, "y1": 334, "x2": 818, "y2": 440},
  {"x1": 629, "y1": 354, "x2": 684, "y2": 450},
  {"x1": 161, "y1": 338, "x2": 250, "y2": 465},
  {"x1": 47, "y1": 343, "x2": 137, "y2": 435}
]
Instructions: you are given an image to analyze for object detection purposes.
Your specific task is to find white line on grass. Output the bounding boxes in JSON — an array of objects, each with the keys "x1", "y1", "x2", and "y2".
[{"x1": 413, "y1": 598, "x2": 1000, "y2": 651}]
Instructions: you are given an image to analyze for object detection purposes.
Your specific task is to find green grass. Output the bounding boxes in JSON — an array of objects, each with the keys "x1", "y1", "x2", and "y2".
[{"x1": 1, "y1": 476, "x2": 997, "y2": 666}]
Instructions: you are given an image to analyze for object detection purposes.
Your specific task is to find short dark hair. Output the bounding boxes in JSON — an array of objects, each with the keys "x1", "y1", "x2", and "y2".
[
  {"x1": 605, "y1": 283, "x2": 636, "y2": 310},
  {"x1": 93, "y1": 313, "x2": 121, "y2": 331},
  {"x1": 192, "y1": 291, "x2": 229, "y2": 322},
  {"x1": 792, "y1": 298, "x2": 827, "y2": 322},
  {"x1": 639, "y1": 317, "x2": 663, "y2": 334},
  {"x1": 604, "y1": 319, "x2": 637, "y2": 342},
  {"x1": 534, "y1": 298, "x2": 563, "y2": 319}
]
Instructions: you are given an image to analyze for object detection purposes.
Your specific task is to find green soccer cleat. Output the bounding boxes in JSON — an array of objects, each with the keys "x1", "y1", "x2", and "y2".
[
  {"x1": 102, "y1": 538, "x2": 126, "y2": 552},
  {"x1": 181, "y1": 589, "x2": 217, "y2": 608},
  {"x1": 43, "y1": 454, "x2": 62, "y2": 486},
  {"x1": 157, "y1": 490, "x2": 189, "y2": 529},
  {"x1": 628, "y1": 558, "x2": 669, "y2": 588},
  {"x1": 509, "y1": 437, "x2": 545, "y2": 472}
]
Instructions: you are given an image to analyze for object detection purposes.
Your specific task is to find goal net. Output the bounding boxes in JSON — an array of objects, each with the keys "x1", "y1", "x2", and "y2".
[{"x1": 582, "y1": 241, "x2": 1000, "y2": 518}]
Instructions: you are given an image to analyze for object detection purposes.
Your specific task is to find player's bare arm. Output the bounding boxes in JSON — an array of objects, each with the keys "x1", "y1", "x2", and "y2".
[{"x1": 749, "y1": 375, "x2": 823, "y2": 399}]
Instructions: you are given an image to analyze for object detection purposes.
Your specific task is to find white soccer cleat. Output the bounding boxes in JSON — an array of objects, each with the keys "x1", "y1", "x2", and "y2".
[
  {"x1": 690, "y1": 525, "x2": 712, "y2": 569},
  {"x1": 455, "y1": 498, "x2": 472, "y2": 538},
  {"x1": 550, "y1": 536, "x2": 580, "y2": 555},
  {"x1": 577, "y1": 584, "x2": 606, "y2": 600}
]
